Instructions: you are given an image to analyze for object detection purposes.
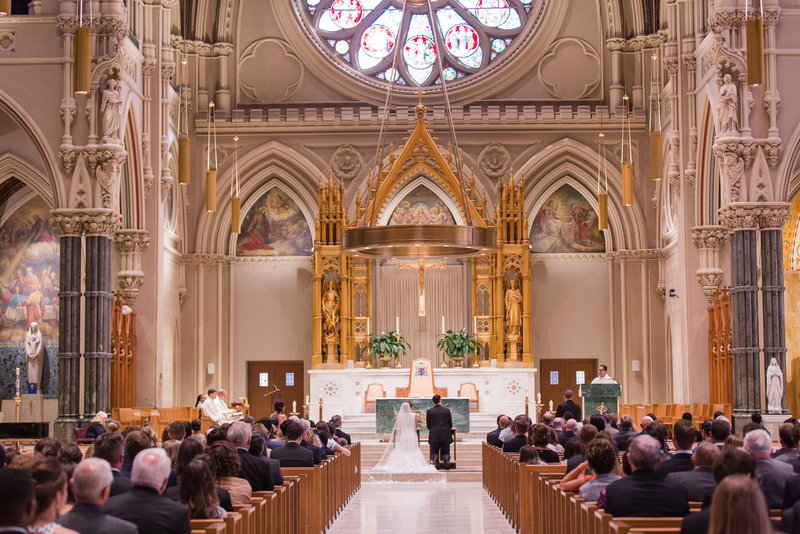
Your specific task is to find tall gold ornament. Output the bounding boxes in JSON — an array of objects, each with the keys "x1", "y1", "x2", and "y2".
[
  {"x1": 231, "y1": 134, "x2": 241, "y2": 234},
  {"x1": 205, "y1": 102, "x2": 217, "y2": 213},
  {"x1": 0, "y1": 0, "x2": 11, "y2": 16},
  {"x1": 178, "y1": 137, "x2": 190, "y2": 185},
  {"x1": 746, "y1": 13, "x2": 765, "y2": 87},
  {"x1": 73, "y1": 27, "x2": 91, "y2": 94},
  {"x1": 621, "y1": 95, "x2": 634, "y2": 206}
]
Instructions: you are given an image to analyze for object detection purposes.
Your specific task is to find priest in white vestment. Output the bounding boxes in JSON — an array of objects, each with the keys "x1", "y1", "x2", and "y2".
[
  {"x1": 215, "y1": 390, "x2": 243, "y2": 422},
  {"x1": 591, "y1": 364, "x2": 618, "y2": 384},
  {"x1": 202, "y1": 389, "x2": 224, "y2": 423}
]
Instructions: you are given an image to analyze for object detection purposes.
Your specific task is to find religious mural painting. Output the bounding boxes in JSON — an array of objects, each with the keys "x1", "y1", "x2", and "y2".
[
  {"x1": 236, "y1": 187, "x2": 313, "y2": 256},
  {"x1": 529, "y1": 184, "x2": 605, "y2": 253},
  {"x1": 387, "y1": 185, "x2": 455, "y2": 225},
  {"x1": 0, "y1": 196, "x2": 59, "y2": 398}
]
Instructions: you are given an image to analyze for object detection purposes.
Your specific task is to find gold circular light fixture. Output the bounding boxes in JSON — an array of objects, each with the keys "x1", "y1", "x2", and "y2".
[{"x1": 342, "y1": 224, "x2": 496, "y2": 258}]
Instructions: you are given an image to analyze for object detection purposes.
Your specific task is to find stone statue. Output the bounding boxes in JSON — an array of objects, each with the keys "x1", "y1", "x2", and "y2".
[
  {"x1": 717, "y1": 74, "x2": 738, "y2": 135},
  {"x1": 25, "y1": 322, "x2": 44, "y2": 392},
  {"x1": 101, "y1": 78, "x2": 123, "y2": 144},
  {"x1": 504, "y1": 278, "x2": 522, "y2": 336},
  {"x1": 322, "y1": 280, "x2": 340, "y2": 338},
  {"x1": 766, "y1": 357, "x2": 784, "y2": 414}
]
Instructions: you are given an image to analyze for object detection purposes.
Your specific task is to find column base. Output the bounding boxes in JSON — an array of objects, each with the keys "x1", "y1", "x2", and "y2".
[
  {"x1": 54, "y1": 415, "x2": 82, "y2": 443},
  {"x1": 761, "y1": 413, "x2": 791, "y2": 439}
]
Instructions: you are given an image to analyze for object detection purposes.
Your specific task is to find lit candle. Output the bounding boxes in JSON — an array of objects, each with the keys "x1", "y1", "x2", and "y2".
[
  {"x1": 15, "y1": 367, "x2": 19, "y2": 397},
  {"x1": 292, "y1": 400, "x2": 297, "y2": 413},
  {"x1": 473, "y1": 316, "x2": 477, "y2": 333},
  {"x1": 548, "y1": 400, "x2": 553, "y2": 411},
  {"x1": 537, "y1": 392, "x2": 541, "y2": 404},
  {"x1": 441, "y1": 315, "x2": 445, "y2": 334},
  {"x1": 395, "y1": 316, "x2": 399, "y2": 333},
  {"x1": 524, "y1": 387, "x2": 528, "y2": 397},
  {"x1": 366, "y1": 317, "x2": 370, "y2": 334},
  {"x1": 305, "y1": 394, "x2": 310, "y2": 406}
]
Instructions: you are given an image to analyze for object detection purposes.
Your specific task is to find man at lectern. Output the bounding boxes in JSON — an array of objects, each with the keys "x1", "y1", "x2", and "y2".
[{"x1": 591, "y1": 364, "x2": 618, "y2": 384}]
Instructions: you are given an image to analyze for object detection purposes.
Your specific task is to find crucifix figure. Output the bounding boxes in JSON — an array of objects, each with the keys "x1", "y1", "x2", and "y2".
[{"x1": 398, "y1": 259, "x2": 446, "y2": 316}]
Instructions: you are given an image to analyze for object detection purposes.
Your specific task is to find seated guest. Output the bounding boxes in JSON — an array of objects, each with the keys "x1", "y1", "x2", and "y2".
[
  {"x1": 556, "y1": 389, "x2": 582, "y2": 421},
  {"x1": 667, "y1": 442, "x2": 720, "y2": 502},
  {"x1": 562, "y1": 440, "x2": 584, "y2": 465},
  {"x1": 708, "y1": 475, "x2": 774, "y2": 534},
  {"x1": 559, "y1": 419, "x2": 579, "y2": 448},
  {"x1": 57, "y1": 458, "x2": 137, "y2": 534},
  {"x1": 271, "y1": 421, "x2": 315, "y2": 467},
  {"x1": 604, "y1": 414, "x2": 619, "y2": 437},
  {"x1": 34, "y1": 437, "x2": 63, "y2": 458},
  {"x1": 700, "y1": 419, "x2": 713, "y2": 442},
  {"x1": 165, "y1": 421, "x2": 186, "y2": 441},
  {"x1": 529, "y1": 424, "x2": 560, "y2": 463},
  {"x1": 639, "y1": 416, "x2": 653, "y2": 433},
  {"x1": 680, "y1": 448, "x2": 756, "y2": 534},
  {"x1": 271, "y1": 400, "x2": 288, "y2": 426},
  {"x1": 21, "y1": 456, "x2": 76, "y2": 534},
  {"x1": 560, "y1": 438, "x2": 621, "y2": 501},
  {"x1": 487, "y1": 414, "x2": 510, "y2": 447},
  {"x1": 215, "y1": 390, "x2": 243, "y2": 422},
  {"x1": 502, "y1": 418, "x2": 529, "y2": 453},
  {"x1": 710, "y1": 418, "x2": 731, "y2": 448},
  {"x1": 589, "y1": 414, "x2": 606, "y2": 432},
  {"x1": 207, "y1": 441, "x2": 251, "y2": 505},
  {"x1": 227, "y1": 422, "x2": 277, "y2": 491},
  {"x1": 602, "y1": 434, "x2": 689, "y2": 517},
  {"x1": 103, "y1": 448, "x2": 191, "y2": 534},
  {"x1": 85, "y1": 411, "x2": 108, "y2": 440},
  {"x1": 315, "y1": 422, "x2": 351, "y2": 457},
  {"x1": 657, "y1": 419, "x2": 697, "y2": 475},
  {"x1": 566, "y1": 424, "x2": 598, "y2": 474},
  {"x1": 518, "y1": 445, "x2": 540, "y2": 465},
  {"x1": 615, "y1": 415, "x2": 636, "y2": 451},
  {"x1": 744, "y1": 428, "x2": 794, "y2": 509},
  {"x1": 191, "y1": 419, "x2": 202, "y2": 436},
  {"x1": 742, "y1": 421, "x2": 766, "y2": 436},
  {"x1": 121, "y1": 430, "x2": 151, "y2": 478},
  {"x1": 92, "y1": 433, "x2": 133, "y2": 496},
  {"x1": 178, "y1": 457, "x2": 227, "y2": 520},
  {"x1": 330, "y1": 415, "x2": 351, "y2": 445},
  {"x1": 723, "y1": 434, "x2": 743, "y2": 452},
  {"x1": 774, "y1": 423, "x2": 800, "y2": 472},
  {"x1": 298, "y1": 419, "x2": 325, "y2": 464},
  {"x1": 249, "y1": 430, "x2": 284, "y2": 485},
  {"x1": 0, "y1": 468, "x2": 37, "y2": 532},
  {"x1": 167, "y1": 438, "x2": 233, "y2": 511}
]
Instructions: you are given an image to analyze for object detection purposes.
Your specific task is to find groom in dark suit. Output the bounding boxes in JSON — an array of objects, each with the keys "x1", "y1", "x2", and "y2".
[{"x1": 426, "y1": 395, "x2": 454, "y2": 470}]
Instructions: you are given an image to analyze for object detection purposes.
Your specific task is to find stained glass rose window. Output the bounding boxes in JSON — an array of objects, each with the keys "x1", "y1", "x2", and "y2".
[{"x1": 300, "y1": 0, "x2": 543, "y2": 87}]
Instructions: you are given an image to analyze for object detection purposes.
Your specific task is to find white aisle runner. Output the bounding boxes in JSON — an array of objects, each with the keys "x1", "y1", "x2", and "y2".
[{"x1": 328, "y1": 481, "x2": 515, "y2": 533}]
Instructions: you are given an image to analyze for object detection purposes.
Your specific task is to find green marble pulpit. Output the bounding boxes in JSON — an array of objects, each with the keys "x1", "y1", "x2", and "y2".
[
  {"x1": 375, "y1": 398, "x2": 470, "y2": 435},
  {"x1": 580, "y1": 384, "x2": 621, "y2": 416}
]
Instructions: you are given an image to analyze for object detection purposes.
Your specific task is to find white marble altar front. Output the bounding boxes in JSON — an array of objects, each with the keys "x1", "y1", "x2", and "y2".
[{"x1": 309, "y1": 367, "x2": 537, "y2": 421}]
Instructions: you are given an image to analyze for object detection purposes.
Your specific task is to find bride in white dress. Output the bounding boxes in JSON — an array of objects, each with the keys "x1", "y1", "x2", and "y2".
[{"x1": 368, "y1": 402, "x2": 445, "y2": 483}]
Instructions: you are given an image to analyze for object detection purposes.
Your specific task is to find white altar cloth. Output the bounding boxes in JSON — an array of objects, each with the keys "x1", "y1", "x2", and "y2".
[{"x1": 309, "y1": 366, "x2": 537, "y2": 420}]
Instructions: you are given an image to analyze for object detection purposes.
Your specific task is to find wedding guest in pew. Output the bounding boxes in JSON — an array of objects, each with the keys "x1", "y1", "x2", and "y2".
[
  {"x1": 502, "y1": 417, "x2": 529, "y2": 453},
  {"x1": 657, "y1": 419, "x2": 698, "y2": 475},
  {"x1": 615, "y1": 415, "x2": 636, "y2": 451},
  {"x1": 745, "y1": 428, "x2": 795, "y2": 509},
  {"x1": 271, "y1": 421, "x2": 315, "y2": 467},
  {"x1": 774, "y1": 423, "x2": 800, "y2": 472},
  {"x1": 227, "y1": 422, "x2": 277, "y2": 491},
  {"x1": 178, "y1": 456, "x2": 227, "y2": 520},
  {"x1": 166, "y1": 438, "x2": 233, "y2": 512},
  {"x1": 700, "y1": 419, "x2": 714, "y2": 443},
  {"x1": 667, "y1": 442, "x2": 720, "y2": 502},
  {"x1": 518, "y1": 445, "x2": 540, "y2": 465},
  {"x1": 723, "y1": 434, "x2": 743, "y2": 452},
  {"x1": 679, "y1": 448, "x2": 756, "y2": 534},
  {"x1": 562, "y1": 440, "x2": 584, "y2": 466},
  {"x1": 85, "y1": 411, "x2": 108, "y2": 440},
  {"x1": 330, "y1": 414, "x2": 352, "y2": 445},
  {"x1": 711, "y1": 418, "x2": 732, "y2": 449},
  {"x1": 529, "y1": 424, "x2": 560, "y2": 463},
  {"x1": 559, "y1": 437, "x2": 621, "y2": 501},
  {"x1": 639, "y1": 415, "x2": 653, "y2": 433},
  {"x1": 565, "y1": 424, "x2": 598, "y2": 473},
  {"x1": 487, "y1": 415, "x2": 510, "y2": 447},
  {"x1": 589, "y1": 414, "x2": 606, "y2": 432},
  {"x1": 207, "y1": 441, "x2": 252, "y2": 505},
  {"x1": 120, "y1": 430, "x2": 151, "y2": 478},
  {"x1": 316, "y1": 421, "x2": 351, "y2": 457},
  {"x1": 299, "y1": 419, "x2": 325, "y2": 464},
  {"x1": 559, "y1": 418, "x2": 579, "y2": 448},
  {"x1": 708, "y1": 475, "x2": 776, "y2": 534},
  {"x1": 600, "y1": 434, "x2": 689, "y2": 518},
  {"x1": 604, "y1": 414, "x2": 619, "y2": 437}
]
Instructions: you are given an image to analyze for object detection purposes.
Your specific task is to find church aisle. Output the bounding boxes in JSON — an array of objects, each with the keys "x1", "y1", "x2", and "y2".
[{"x1": 328, "y1": 481, "x2": 515, "y2": 533}]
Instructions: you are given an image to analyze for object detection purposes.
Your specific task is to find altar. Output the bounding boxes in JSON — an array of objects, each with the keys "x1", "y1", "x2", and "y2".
[{"x1": 309, "y1": 366, "x2": 537, "y2": 422}]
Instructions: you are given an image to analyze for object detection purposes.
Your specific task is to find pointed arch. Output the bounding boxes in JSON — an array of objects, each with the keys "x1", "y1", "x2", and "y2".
[
  {"x1": 194, "y1": 141, "x2": 322, "y2": 254},
  {"x1": 696, "y1": 99, "x2": 720, "y2": 226},
  {"x1": 518, "y1": 137, "x2": 647, "y2": 251},
  {"x1": 0, "y1": 153, "x2": 56, "y2": 209},
  {"x1": 377, "y1": 177, "x2": 465, "y2": 226},
  {"x1": 120, "y1": 111, "x2": 143, "y2": 229}
]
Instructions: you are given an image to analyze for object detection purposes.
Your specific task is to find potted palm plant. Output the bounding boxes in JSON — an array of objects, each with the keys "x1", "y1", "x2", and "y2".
[
  {"x1": 437, "y1": 328, "x2": 481, "y2": 367},
  {"x1": 367, "y1": 331, "x2": 410, "y2": 367}
]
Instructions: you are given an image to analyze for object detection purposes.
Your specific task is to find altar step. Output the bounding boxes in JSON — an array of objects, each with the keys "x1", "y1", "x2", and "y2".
[
  {"x1": 340, "y1": 412, "x2": 501, "y2": 441},
  {"x1": 357, "y1": 440, "x2": 485, "y2": 482}
]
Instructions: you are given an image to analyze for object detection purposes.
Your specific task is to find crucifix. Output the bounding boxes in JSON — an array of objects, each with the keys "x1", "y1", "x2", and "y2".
[{"x1": 397, "y1": 259, "x2": 446, "y2": 316}]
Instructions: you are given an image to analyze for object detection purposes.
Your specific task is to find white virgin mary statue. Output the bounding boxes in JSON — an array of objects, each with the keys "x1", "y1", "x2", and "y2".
[
  {"x1": 25, "y1": 322, "x2": 44, "y2": 392},
  {"x1": 368, "y1": 402, "x2": 445, "y2": 483},
  {"x1": 766, "y1": 358, "x2": 784, "y2": 414}
]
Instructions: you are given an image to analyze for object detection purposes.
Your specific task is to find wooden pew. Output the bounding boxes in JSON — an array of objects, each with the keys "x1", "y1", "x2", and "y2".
[
  {"x1": 190, "y1": 520, "x2": 227, "y2": 534},
  {"x1": 231, "y1": 505, "x2": 255, "y2": 534},
  {"x1": 608, "y1": 518, "x2": 683, "y2": 534}
]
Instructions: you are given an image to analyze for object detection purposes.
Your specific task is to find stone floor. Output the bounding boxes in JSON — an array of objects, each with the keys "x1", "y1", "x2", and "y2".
[{"x1": 328, "y1": 481, "x2": 515, "y2": 533}]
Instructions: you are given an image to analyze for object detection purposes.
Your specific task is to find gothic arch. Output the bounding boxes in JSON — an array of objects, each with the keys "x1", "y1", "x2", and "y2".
[
  {"x1": 376, "y1": 177, "x2": 466, "y2": 226},
  {"x1": 0, "y1": 153, "x2": 56, "y2": 209},
  {"x1": 776, "y1": 119, "x2": 800, "y2": 202},
  {"x1": 519, "y1": 137, "x2": 647, "y2": 250},
  {"x1": 695, "y1": 100, "x2": 719, "y2": 226},
  {"x1": 0, "y1": 88, "x2": 64, "y2": 208},
  {"x1": 121, "y1": 110, "x2": 144, "y2": 229},
  {"x1": 194, "y1": 141, "x2": 322, "y2": 254}
]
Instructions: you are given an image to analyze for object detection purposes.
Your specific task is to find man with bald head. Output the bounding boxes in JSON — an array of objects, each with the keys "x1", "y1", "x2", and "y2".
[
  {"x1": 639, "y1": 416, "x2": 653, "y2": 433},
  {"x1": 58, "y1": 458, "x2": 137, "y2": 534}
]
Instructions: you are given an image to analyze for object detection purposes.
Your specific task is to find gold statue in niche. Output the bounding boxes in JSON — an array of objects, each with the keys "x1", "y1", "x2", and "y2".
[
  {"x1": 322, "y1": 279, "x2": 340, "y2": 338},
  {"x1": 504, "y1": 277, "x2": 522, "y2": 336}
]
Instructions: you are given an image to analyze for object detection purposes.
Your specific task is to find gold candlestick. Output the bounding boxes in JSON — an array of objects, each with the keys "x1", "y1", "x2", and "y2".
[{"x1": 319, "y1": 394, "x2": 323, "y2": 422}]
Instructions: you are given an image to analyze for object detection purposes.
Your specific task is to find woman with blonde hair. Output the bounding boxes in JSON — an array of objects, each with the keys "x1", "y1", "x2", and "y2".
[
  {"x1": 722, "y1": 434, "x2": 744, "y2": 452},
  {"x1": 708, "y1": 474, "x2": 773, "y2": 534},
  {"x1": 85, "y1": 411, "x2": 108, "y2": 439}
]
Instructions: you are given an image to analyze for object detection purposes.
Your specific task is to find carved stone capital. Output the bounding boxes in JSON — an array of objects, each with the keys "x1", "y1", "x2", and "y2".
[
  {"x1": 142, "y1": 58, "x2": 157, "y2": 77},
  {"x1": 697, "y1": 270, "x2": 724, "y2": 302},
  {"x1": 117, "y1": 272, "x2": 144, "y2": 302},
  {"x1": 82, "y1": 210, "x2": 122, "y2": 237},
  {"x1": 615, "y1": 249, "x2": 663, "y2": 260},
  {"x1": 760, "y1": 204, "x2": 791, "y2": 230},
  {"x1": 663, "y1": 58, "x2": 679, "y2": 75},
  {"x1": 656, "y1": 280, "x2": 666, "y2": 302},
  {"x1": 50, "y1": 210, "x2": 84, "y2": 237},
  {"x1": 56, "y1": 17, "x2": 78, "y2": 34},
  {"x1": 763, "y1": 9, "x2": 782, "y2": 27},
  {"x1": 718, "y1": 204, "x2": 762, "y2": 231},
  {"x1": 605, "y1": 38, "x2": 627, "y2": 52},
  {"x1": 59, "y1": 146, "x2": 77, "y2": 174},
  {"x1": 760, "y1": 140, "x2": 782, "y2": 168},
  {"x1": 160, "y1": 176, "x2": 173, "y2": 202},
  {"x1": 682, "y1": 55, "x2": 697, "y2": 72},
  {"x1": 114, "y1": 229, "x2": 150, "y2": 254},
  {"x1": 160, "y1": 63, "x2": 175, "y2": 81},
  {"x1": 691, "y1": 226, "x2": 729, "y2": 250}
]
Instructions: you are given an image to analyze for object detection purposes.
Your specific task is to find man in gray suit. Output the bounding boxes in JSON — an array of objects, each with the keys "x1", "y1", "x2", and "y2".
[
  {"x1": 58, "y1": 458, "x2": 138, "y2": 534},
  {"x1": 744, "y1": 428, "x2": 795, "y2": 508},
  {"x1": 667, "y1": 442, "x2": 720, "y2": 502}
]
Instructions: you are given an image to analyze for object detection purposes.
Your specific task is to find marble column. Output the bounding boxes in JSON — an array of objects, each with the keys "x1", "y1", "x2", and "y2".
[
  {"x1": 760, "y1": 206, "x2": 791, "y2": 413},
  {"x1": 82, "y1": 211, "x2": 119, "y2": 419},
  {"x1": 720, "y1": 206, "x2": 761, "y2": 415},
  {"x1": 50, "y1": 211, "x2": 83, "y2": 443}
]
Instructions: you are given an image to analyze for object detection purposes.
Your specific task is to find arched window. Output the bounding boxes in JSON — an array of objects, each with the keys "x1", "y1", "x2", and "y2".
[{"x1": 300, "y1": 0, "x2": 544, "y2": 87}]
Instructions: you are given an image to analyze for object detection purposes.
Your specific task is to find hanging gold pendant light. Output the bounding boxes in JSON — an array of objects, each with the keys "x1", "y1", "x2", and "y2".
[
  {"x1": 205, "y1": 170, "x2": 217, "y2": 213},
  {"x1": 622, "y1": 164, "x2": 634, "y2": 206},
  {"x1": 747, "y1": 10, "x2": 765, "y2": 87},
  {"x1": 231, "y1": 196, "x2": 241, "y2": 234},
  {"x1": 621, "y1": 94, "x2": 634, "y2": 206},
  {"x1": 650, "y1": 132, "x2": 662, "y2": 181},
  {"x1": 178, "y1": 136, "x2": 190, "y2": 184},
  {"x1": 231, "y1": 133, "x2": 241, "y2": 234},
  {"x1": 598, "y1": 193, "x2": 609, "y2": 231},
  {"x1": 73, "y1": 26, "x2": 92, "y2": 94},
  {"x1": 0, "y1": 0, "x2": 11, "y2": 16}
]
